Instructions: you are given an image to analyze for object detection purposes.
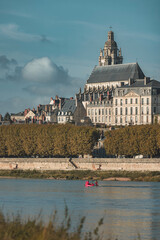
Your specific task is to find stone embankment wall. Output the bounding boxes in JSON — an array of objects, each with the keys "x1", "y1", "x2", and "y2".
[{"x1": 0, "y1": 158, "x2": 160, "y2": 171}]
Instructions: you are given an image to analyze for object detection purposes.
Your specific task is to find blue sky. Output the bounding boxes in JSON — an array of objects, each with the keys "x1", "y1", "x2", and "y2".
[{"x1": 0, "y1": 0, "x2": 160, "y2": 115}]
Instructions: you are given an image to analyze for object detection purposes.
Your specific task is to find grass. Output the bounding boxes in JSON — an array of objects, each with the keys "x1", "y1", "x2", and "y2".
[
  {"x1": 0, "y1": 169, "x2": 160, "y2": 182},
  {"x1": 0, "y1": 207, "x2": 104, "y2": 240}
]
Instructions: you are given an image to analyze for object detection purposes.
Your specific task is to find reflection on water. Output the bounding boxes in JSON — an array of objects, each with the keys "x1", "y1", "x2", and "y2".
[{"x1": 0, "y1": 179, "x2": 160, "y2": 240}]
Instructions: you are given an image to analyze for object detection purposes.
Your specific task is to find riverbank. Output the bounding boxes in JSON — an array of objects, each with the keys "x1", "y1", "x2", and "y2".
[{"x1": 0, "y1": 169, "x2": 160, "y2": 182}]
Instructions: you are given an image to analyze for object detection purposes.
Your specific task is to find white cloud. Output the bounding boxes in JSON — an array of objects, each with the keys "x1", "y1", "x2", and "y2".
[
  {"x1": 22, "y1": 57, "x2": 73, "y2": 84},
  {"x1": 0, "y1": 23, "x2": 54, "y2": 42},
  {"x1": 22, "y1": 57, "x2": 55, "y2": 82},
  {"x1": 0, "y1": 55, "x2": 83, "y2": 115}
]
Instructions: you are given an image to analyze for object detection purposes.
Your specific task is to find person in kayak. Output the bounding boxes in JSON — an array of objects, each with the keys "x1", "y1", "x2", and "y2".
[{"x1": 95, "y1": 180, "x2": 98, "y2": 186}]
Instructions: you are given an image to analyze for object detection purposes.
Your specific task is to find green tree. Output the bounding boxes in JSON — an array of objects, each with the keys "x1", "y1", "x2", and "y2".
[{"x1": 3, "y1": 112, "x2": 11, "y2": 121}]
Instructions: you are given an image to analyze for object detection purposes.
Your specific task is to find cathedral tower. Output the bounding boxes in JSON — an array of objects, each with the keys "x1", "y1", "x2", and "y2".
[{"x1": 99, "y1": 31, "x2": 123, "y2": 66}]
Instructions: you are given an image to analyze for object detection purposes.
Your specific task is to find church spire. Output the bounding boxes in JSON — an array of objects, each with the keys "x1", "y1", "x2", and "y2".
[{"x1": 99, "y1": 30, "x2": 123, "y2": 66}]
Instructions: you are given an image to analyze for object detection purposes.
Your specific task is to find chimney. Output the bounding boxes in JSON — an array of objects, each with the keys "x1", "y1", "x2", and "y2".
[
  {"x1": 100, "y1": 94, "x2": 103, "y2": 101},
  {"x1": 144, "y1": 77, "x2": 150, "y2": 85},
  {"x1": 55, "y1": 95, "x2": 58, "y2": 100},
  {"x1": 70, "y1": 97, "x2": 73, "y2": 100},
  {"x1": 75, "y1": 95, "x2": 78, "y2": 107},
  {"x1": 128, "y1": 78, "x2": 133, "y2": 86},
  {"x1": 59, "y1": 99, "x2": 62, "y2": 110},
  {"x1": 107, "y1": 91, "x2": 110, "y2": 100},
  {"x1": 24, "y1": 109, "x2": 28, "y2": 116}
]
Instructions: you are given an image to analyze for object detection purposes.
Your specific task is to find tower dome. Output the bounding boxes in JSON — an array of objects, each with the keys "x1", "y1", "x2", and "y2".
[
  {"x1": 99, "y1": 30, "x2": 123, "y2": 66},
  {"x1": 105, "y1": 31, "x2": 117, "y2": 50}
]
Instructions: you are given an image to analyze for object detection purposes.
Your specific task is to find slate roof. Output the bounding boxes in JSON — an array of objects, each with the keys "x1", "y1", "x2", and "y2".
[
  {"x1": 118, "y1": 79, "x2": 160, "y2": 88},
  {"x1": 11, "y1": 111, "x2": 24, "y2": 116},
  {"x1": 60, "y1": 99, "x2": 76, "y2": 114},
  {"x1": 87, "y1": 63, "x2": 145, "y2": 84}
]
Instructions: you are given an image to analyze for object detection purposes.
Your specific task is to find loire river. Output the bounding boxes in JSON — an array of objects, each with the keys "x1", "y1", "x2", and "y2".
[{"x1": 0, "y1": 179, "x2": 160, "y2": 240}]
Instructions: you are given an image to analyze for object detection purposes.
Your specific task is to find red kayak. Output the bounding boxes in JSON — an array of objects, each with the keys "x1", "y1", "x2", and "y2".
[{"x1": 85, "y1": 181, "x2": 98, "y2": 187}]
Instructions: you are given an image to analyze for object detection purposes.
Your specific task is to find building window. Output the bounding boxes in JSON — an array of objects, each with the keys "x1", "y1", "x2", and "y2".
[
  {"x1": 105, "y1": 109, "x2": 107, "y2": 115},
  {"x1": 109, "y1": 116, "x2": 111, "y2": 122},
  {"x1": 146, "y1": 116, "x2": 148, "y2": 123},
  {"x1": 130, "y1": 107, "x2": 133, "y2": 115},
  {"x1": 142, "y1": 98, "x2": 144, "y2": 105},
  {"x1": 120, "y1": 108, "x2": 122, "y2": 115},
  {"x1": 154, "y1": 107, "x2": 156, "y2": 114},
  {"x1": 115, "y1": 108, "x2": 118, "y2": 115},
  {"x1": 135, "y1": 116, "x2": 138, "y2": 123},
  {"x1": 125, "y1": 107, "x2": 128, "y2": 115},
  {"x1": 95, "y1": 109, "x2": 97, "y2": 115},
  {"x1": 91, "y1": 109, "x2": 94, "y2": 115},
  {"x1": 146, "y1": 107, "x2": 149, "y2": 115},
  {"x1": 115, "y1": 117, "x2": 117, "y2": 124},
  {"x1": 102, "y1": 116, "x2": 104, "y2": 122},
  {"x1": 115, "y1": 99, "x2": 118, "y2": 106},
  {"x1": 147, "y1": 98, "x2": 149, "y2": 105},
  {"x1": 135, "y1": 107, "x2": 138, "y2": 115},
  {"x1": 135, "y1": 98, "x2": 138, "y2": 104},
  {"x1": 125, "y1": 99, "x2": 127, "y2": 104},
  {"x1": 125, "y1": 116, "x2": 127, "y2": 123},
  {"x1": 102, "y1": 109, "x2": 104, "y2": 115},
  {"x1": 106, "y1": 116, "x2": 107, "y2": 122},
  {"x1": 142, "y1": 107, "x2": 144, "y2": 115},
  {"x1": 130, "y1": 98, "x2": 132, "y2": 104},
  {"x1": 109, "y1": 109, "x2": 111, "y2": 115},
  {"x1": 99, "y1": 109, "x2": 101, "y2": 115},
  {"x1": 120, "y1": 99, "x2": 123, "y2": 106},
  {"x1": 120, "y1": 117, "x2": 122, "y2": 124},
  {"x1": 99, "y1": 116, "x2": 100, "y2": 122},
  {"x1": 141, "y1": 116, "x2": 143, "y2": 123},
  {"x1": 95, "y1": 117, "x2": 97, "y2": 122},
  {"x1": 88, "y1": 109, "x2": 90, "y2": 115},
  {"x1": 154, "y1": 98, "x2": 156, "y2": 104}
]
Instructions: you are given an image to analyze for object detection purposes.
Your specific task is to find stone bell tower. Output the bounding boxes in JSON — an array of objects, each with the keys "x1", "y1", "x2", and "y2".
[{"x1": 99, "y1": 30, "x2": 123, "y2": 66}]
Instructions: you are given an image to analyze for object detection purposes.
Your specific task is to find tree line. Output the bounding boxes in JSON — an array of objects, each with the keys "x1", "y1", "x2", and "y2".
[
  {"x1": 104, "y1": 125, "x2": 160, "y2": 157},
  {"x1": 0, "y1": 124, "x2": 100, "y2": 157}
]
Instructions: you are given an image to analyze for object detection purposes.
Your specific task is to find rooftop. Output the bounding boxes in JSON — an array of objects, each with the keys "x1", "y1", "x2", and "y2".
[
  {"x1": 118, "y1": 79, "x2": 160, "y2": 88},
  {"x1": 87, "y1": 63, "x2": 145, "y2": 84},
  {"x1": 60, "y1": 99, "x2": 76, "y2": 114}
]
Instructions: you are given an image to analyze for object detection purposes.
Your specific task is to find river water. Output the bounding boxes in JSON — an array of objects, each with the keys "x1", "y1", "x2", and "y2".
[{"x1": 0, "y1": 178, "x2": 160, "y2": 240}]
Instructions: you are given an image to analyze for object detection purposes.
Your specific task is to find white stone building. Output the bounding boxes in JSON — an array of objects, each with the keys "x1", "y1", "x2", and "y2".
[{"x1": 77, "y1": 30, "x2": 160, "y2": 126}]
